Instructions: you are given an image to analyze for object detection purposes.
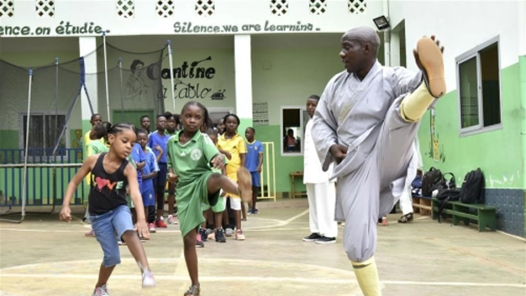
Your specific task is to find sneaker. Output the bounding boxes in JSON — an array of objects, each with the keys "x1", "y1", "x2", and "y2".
[
  {"x1": 85, "y1": 229, "x2": 95, "y2": 237},
  {"x1": 118, "y1": 238, "x2": 126, "y2": 246},
  {"x1": 148, "y1": 223, "x2": 157, "y2": 233},
  {"x1": 252, "y1": 209, "x2": 259, "y2": 215},
  {"x1": 315, "y1": 236, "x2": 336, "y2": 244},
  {"x1": 215, "y1": 228, "x2": 226, "y2": 243},
  {"x1": 142, "y1": 270, "x2": 156, "y2": 288},
  {"x1": 156, "y1": 219, "x2": 167, "y2": 228},
  {"x1": 196, "y1": 233, "x2": 204, "y2": 248},
  {"x1": 235, "y1": 229, "x2": 245, "y2": 240},
  {"x1": 199, "y1": 228, "x2": 208, "y2": 242},
  {"x1": 225, "y1": 228, "x2": 234, "y2": 237},
  {"x1": 92, "y1": 284, "x2": 109, "y2": 296},
  {"x1": 303, "y1": 233, "x2": 321, "y2": 242},
  {"x1": 167, "y1": 214, "x2": 178, "y2": 225}
]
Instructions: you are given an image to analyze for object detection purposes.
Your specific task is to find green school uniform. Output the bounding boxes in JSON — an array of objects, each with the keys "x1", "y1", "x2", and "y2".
[
  {"x1": 87, "y1": 140, "x2": 109, "y2": 156},
  {"x1": 125, "y1": 155, "x2": 137, "y2": 208},
  {"x1": 201, "y1": 167, "x2": 226, "y2": 213},
  {"x1": 167, "y1": 130, "x2": 222, "y2": 237}
]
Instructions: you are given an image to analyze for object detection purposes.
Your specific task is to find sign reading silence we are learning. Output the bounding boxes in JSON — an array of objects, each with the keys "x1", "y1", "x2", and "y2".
[{"x1": 0, "y1": 20, "x2": 320, "y2": 36}]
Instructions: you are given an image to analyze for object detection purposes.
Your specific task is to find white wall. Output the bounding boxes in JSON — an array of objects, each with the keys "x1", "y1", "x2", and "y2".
[
  {"x1": 389, "y1": 0, "x2": 521, "y2": 90},
  {"x1": 1, "y1": 0, "x2": 382, "y2": 37}
]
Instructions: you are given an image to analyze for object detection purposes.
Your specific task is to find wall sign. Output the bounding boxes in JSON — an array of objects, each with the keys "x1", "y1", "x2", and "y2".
[
  {"x1": 173, "y1": 21, "x2": 320, "y2": 34},
  {"x1": 161, "y1": 56, "x2": 226, "y2": 100},
  {"x1": 0, "y1": 21, "x2": 105, "y2": 36}
]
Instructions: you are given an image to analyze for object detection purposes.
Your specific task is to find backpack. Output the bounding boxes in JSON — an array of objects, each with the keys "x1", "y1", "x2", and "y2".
[
  {"x1": 421, "y1": 167, "x2": 445, "y2": 197},
  {"x1": 435, "y1": 188, "x2": 461, "y2": 223},
  {"x1": 459, "y1": 168, "x2": 485, "y2": 204},
  {"x1": 443, "y1": 172, "x2": 456, "y2": 189}
]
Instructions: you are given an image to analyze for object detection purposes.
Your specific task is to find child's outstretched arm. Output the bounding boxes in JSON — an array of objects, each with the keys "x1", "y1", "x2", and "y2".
[
  {"x1": 125, "y1": 164, "x2": 149, "y2": 239},
  {"x1": 59, "y1": 155, "x2": 97, "y2": 222}
]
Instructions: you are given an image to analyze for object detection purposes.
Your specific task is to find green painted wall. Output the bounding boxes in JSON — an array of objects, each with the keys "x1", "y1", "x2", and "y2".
[
  {"x1": 418, "y1": 61, "x2": 524, "y2": 189},
  {"x1": 0, "y1": 131, "x2": 19, "y2": 150},
  {"x1": 256, "y1": 125, "x2": 305, "y2": 195}
]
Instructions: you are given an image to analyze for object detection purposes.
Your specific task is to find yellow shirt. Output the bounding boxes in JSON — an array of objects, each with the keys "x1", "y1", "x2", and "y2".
[
  {"x1": 84, "y1": 131, "x2": 105, "y2": 149},
  {"x1": 216, "y1": 133, "x2": 247, "y2": 176}
]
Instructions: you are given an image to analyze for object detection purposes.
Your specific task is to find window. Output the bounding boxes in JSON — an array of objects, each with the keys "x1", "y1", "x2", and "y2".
[
  {"x1": 281, "y1": 107, "x2": 307, "y2": 155},
  {"x1": 19, "y1": 113, "x2": 67, "y2": 156},
  {"x1": 457, "y1": 38, "x2": 501, "y2": 134}
]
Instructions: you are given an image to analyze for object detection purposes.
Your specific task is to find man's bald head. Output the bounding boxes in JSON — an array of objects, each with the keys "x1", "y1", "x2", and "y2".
[{"x1": 342, "y1": 26, "x2": 380, "y2": 56}]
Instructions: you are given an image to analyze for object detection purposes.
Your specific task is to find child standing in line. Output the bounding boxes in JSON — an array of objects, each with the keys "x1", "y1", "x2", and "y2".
[
  {"x1": 216, "y1": 113, "x2": 250, "y2": 240},
  {"x1": 59, "y1": 122, "x2": 156, "y2": 296},
  {"x1": 140, "y1": 115, "x2": 151, "y2": 135},
  {"x1": 138, "y1": 128, "x2": 159, "y2": 234},
  {"x1": 244, "y1": 127, "x2": 264, "y2": 215},
  {"x1": 128, "y1": 139, "x2": 146, "y2": 230},
  {"x1": 164, "y1": 111, "x2": 179, "y2": 225},
  {"x1": 148, "y1": 115, "x2": 170, "y2": 228},
  {"x1": 167, "y1": 102, "x2": 251, "y2": 296},
  {"x1": 84, "y1": 124, "x2": 109, "y2": 237}
]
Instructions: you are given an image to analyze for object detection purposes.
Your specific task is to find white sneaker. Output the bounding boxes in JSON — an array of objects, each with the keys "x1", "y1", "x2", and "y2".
[
  {"x1": 167, "y1": 214, "x2": 178, "y2": 225},
  {"x1": 92, "y1": 284, "x2": 109, "y2": 296},
  {"x1": 225, "y1": 228, "x2": 234, "y2": 237},
  {"x1": 142, "y1": 270, "x2": 156, "y2": 288}
]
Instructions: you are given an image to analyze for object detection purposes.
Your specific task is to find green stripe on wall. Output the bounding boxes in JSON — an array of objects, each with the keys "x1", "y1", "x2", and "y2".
[{"x1": 418, "y1": 60, "x2": 523, "y2": 189}]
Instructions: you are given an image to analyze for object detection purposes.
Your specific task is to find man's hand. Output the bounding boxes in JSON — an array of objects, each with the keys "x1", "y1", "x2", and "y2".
[
  {"x1": 257, "y1": 165, "x2": 262, "y2": 173},
  {"x1": 330, "y1": 144, "x2": 348, "y2": 164},
  {"x1": 413, "y1": 35, "x2": 444, "y2": 71},
  {"x1": 59, "y1": 206, "x2": 72, "y2": 222}
]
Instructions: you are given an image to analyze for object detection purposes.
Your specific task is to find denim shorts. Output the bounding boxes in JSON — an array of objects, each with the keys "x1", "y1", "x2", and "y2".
[{"x1": 90, "y1": 205, "x2": 135, "y2": 267}]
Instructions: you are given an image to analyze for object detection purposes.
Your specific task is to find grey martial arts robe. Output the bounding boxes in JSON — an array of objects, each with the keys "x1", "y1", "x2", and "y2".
[{"x1": 312, "y1": 61, "x2": 426, "y2": 262}]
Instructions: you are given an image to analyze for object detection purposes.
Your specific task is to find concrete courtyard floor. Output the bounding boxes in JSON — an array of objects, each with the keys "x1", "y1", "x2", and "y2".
[{"x1": 0, "y1": 198, "x2": 525, "y2": 296}]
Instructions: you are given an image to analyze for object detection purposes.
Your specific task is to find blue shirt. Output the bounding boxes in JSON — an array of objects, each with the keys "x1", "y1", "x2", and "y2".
[
  {"x1": 148, "y1": 131, "x2": 170, "y2": 164},
  {"x1": 246, "y1": 140, "x2": 263, "y2": 172},
  {"x1": 141, "y1": 148, "x2": 159, "y2": 195},
  {"x1": 132, "y1": 143, "x2": 145, "y2": 189}
]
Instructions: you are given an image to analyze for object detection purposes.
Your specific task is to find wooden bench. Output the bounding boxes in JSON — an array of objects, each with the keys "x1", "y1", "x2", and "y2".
[
  {"x1": 289, "y1": 171, "x2": 307, "y2": 198},
  {"x1": 431, "y1": 198, "x2": 497, "y2": 232},
  {"x1": 412, "y1": 194, "x2": 432, "y2": 215}
]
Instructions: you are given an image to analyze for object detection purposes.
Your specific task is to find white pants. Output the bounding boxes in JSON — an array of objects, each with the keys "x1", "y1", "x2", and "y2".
[
  {"x1": 399, "y1": 185, "x2": 413, "y2": 215},
  {"x1": 306, "y1": 182, "x2": 338, "y2": 238}
]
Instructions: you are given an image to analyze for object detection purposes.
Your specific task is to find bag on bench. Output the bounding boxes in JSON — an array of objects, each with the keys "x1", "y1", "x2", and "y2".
[
  {"x1": 422, "y1": 167, "x2": 446, "y2": 197},
  {"x1": 460, "y1": 168, "x2": 485, "y2": 204},
  {"x1": 435, "y1": 188, "x2": 460, "y2": 223}
]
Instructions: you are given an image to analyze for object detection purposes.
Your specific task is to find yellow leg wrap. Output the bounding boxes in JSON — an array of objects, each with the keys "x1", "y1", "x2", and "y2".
[
  {"x1": 400, "y1": 82, "x2": 435, "y2": 122},
  {"x1": 351, "y1": 256, "x2": 381, "y2": 296}
]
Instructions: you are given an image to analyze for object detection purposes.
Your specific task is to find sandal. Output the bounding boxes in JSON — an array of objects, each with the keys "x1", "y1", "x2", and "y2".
[
  {"x1": 184, "y1": 285, "x2": 200, "y2": 296},
  {"x1": 397, "y1": 213, "x2": 414, "y2": 224}
]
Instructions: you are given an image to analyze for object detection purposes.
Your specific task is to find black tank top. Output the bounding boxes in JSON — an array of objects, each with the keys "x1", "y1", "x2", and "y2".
[{"x1": 89, "y1": 153, "x2": 129, "y2": 215}]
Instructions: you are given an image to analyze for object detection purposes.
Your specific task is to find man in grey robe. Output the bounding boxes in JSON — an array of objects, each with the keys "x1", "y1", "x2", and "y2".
[{"x1": 312, "y1": 26, "x2": 445, "y2": 296}]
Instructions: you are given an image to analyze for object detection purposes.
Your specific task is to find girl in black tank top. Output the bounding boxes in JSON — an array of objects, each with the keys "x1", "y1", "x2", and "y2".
[
  {"x1": 59, "y1": 122, "x2": 156, "y2": 293},
  {"x1": 89, "y1": 152, "x2": 129, "y2": 215}
]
